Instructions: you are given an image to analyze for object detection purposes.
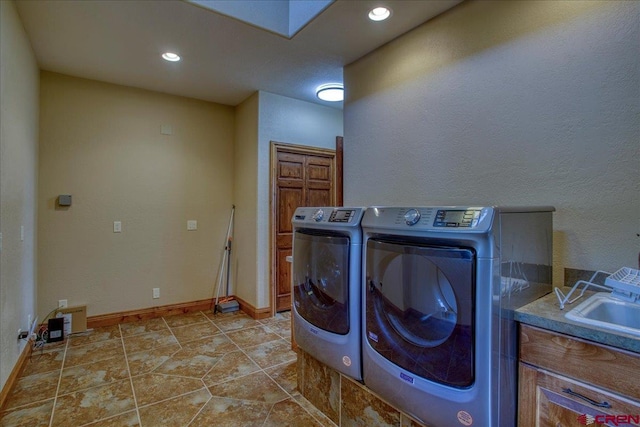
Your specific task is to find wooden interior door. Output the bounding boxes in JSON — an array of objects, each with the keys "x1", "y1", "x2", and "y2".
[{"x1": 271, "y1": 143, "x2": 335, "y2": 313}]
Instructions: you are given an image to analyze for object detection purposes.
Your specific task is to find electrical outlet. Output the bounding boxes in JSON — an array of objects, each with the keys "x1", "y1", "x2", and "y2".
[
  {"x1": 113, "y1": 221, "x2": 122, "y2": 233},
  {"x1": 187, "y1": 220, "x2": 197, "y2": 231},
  {"x1": 153, "y1": 288, "x2": 160, "y2": 299},
  {"x1": 59, "y1": 299, "x2": 68, "y2": 308}
]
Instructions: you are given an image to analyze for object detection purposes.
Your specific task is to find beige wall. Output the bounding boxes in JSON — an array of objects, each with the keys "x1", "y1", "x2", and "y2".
[
  {"x1": 232, "y1": 91, "x2": 343, "y2": 309},
  {"x1": 344, "y1": 1, "x2": 639, "y2": 283},
  {"x1": 233, "y1": 93, "x2": 259, "y2": 306},
  {"x1": 38, "y1": 72, "x2": 235, "y2": 319},
  {"x1": 233, "y1": 91, "x2": 343, "y2": 309},
  {"x1": 255, "y1": 92, "x2": 343, "y2": 309},
  {"x1": 0, "y1": 0, "x2": 40, "y2": 390}
]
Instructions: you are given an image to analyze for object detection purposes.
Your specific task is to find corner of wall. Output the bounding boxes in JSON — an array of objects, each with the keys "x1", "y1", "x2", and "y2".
[{"x1": 0, "y1": 0, "x2": 40, "y2": 391}]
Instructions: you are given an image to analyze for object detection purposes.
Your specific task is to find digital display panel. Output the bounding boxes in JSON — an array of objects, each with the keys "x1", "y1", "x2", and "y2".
[
  {"x1": 442, "y1": 210, "x2": 465, "y2": 223},
  {"x1": 330, "y1": 210, "x2": 354, "y2": 222},
  {"x1": 434, "y1": 209, "x2": 476, "y2": 227}
]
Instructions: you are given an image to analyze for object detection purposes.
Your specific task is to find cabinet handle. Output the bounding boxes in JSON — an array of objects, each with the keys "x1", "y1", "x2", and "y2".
[{"x1": 562, "y1": 388, "x2": 612, "y2": 408}]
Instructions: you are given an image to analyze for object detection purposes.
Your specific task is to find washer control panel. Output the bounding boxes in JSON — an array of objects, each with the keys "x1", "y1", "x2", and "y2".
[
  {"x1": 292, "y1": 207, "x2": 365, "y2": 226},
  {"x1": 329, "y1": 209, "x2": 356, "y2": 223}
]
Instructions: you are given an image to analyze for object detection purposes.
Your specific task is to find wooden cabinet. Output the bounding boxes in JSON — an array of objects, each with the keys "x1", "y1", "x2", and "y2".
[{"x1": 518, "y1": 325, "x2": 640, "y2": 426}]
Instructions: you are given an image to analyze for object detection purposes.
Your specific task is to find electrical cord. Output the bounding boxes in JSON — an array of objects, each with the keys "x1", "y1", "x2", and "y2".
[{"x1": 30, "y1": 306, "x2": 61, "y2": 356}]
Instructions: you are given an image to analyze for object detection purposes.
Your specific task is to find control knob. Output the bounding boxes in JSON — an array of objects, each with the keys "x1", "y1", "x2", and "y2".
[
  {"x1": 312, "y1": 209, "x2": 324, "y2": 222},
  {"x1": 404, "y1": 209, "x2": 421, "y2": 226}
]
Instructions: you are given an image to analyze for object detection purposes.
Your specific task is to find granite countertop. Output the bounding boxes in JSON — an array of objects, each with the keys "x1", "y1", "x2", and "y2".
[{"x1": 515, "y1": 288, "x2": 640, "y2": 354}]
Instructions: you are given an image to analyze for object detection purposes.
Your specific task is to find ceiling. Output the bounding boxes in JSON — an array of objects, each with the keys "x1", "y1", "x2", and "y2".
[{"x1": 15, "y1": 0, "x2": 461, "y2": 109}]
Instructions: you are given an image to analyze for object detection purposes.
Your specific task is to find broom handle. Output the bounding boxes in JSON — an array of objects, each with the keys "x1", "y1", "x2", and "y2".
[
  {"x1": 225, "y1": 237, "x2": 232, "y2": 297},
  {"x1": 214, "y1": 246, "x2": 227, "y2": 310},
  {"x1": 214, "y1": 205, "x2": 235, "y2": 311},
  {"x1": 224, "y1": 205, "x2": 234, "y2": 298}
]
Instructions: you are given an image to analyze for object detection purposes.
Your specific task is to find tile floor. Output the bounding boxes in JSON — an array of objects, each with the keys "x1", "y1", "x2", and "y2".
[{"x1": 0, "y1": 310, "x2": 336, "y2": 427}]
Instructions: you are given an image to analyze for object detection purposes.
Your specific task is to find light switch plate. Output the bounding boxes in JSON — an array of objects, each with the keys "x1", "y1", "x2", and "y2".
[
  {"x1": 58, "y1": 195, "x2": 72, "y2": 206},
  {"x1": 114, "y1": 221, "x2": 122, "y2": 233},
  {"x1": 160, "y1": 124, "x2": 172, "y2": 135}
]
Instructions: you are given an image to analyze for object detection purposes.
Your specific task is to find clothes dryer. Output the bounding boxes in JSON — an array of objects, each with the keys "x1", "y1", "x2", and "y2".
[
  {"x1": 362, "y1": 206, "x2": 554, "y2": 426},
  {"x1": 292, "y1": 207, "x2": 365, "y2": 380}
]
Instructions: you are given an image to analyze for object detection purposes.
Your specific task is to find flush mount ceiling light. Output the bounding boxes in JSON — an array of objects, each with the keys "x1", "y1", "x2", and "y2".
[
  {"x1": 316, "y1": 83, "x2": 344, "y2": 102},
  {"x1": 368, "y1": 6, "x2": 392, "y2": 21},
  {"x1": 162, "y1": 52, "x2": 181, "y2": 62}
]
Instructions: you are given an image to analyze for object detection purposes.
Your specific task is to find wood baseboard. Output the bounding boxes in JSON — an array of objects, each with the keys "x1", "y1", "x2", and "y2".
[
  {"x1": 0, "y1": 340, "x2": 33, "y2": 411},
  {"x1": 87, "y1": 298, "x2": 216, "y2": 328},
  {"x1": 233, "y1": 296, "x2": 272, "y2": 320},
  {"x1": 86, "y1": 297, "x2": 274, "y2": 328}
]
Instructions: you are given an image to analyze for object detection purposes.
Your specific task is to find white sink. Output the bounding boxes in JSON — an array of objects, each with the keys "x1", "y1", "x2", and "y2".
[{"x1": 565, "y1": 292, "x2": 640, "y2": 337}]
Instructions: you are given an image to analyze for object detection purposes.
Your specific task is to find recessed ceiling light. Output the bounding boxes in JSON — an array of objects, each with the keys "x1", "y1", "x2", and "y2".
[
  {"x1": 368, "y1": 7, "x2": 391, "y2": 21},
  {"x1": 162, "y1": 52, "x2": 181, "y2": 62},
  {"x1": 316, "y1": 84, "x2": 344, "y2": 102}
]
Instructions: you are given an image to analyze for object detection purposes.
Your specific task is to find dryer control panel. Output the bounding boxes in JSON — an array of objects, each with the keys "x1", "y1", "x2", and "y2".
[
  {"x1": 362, "y1": 206, "x2": 494, "y2": 232},
  {"x1": 433, "y1": 208, "x2": 482, "y2": 228}
]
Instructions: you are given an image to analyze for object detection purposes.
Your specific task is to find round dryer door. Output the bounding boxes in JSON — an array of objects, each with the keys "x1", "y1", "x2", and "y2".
[{"x1": 365, "y1": 238, "x2": 475, "y2": 388}]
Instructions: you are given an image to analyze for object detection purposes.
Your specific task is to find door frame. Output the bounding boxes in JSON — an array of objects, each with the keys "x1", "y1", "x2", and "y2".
[{"x1": 269, "y1": 141, "x2": 337, "y2": 315}]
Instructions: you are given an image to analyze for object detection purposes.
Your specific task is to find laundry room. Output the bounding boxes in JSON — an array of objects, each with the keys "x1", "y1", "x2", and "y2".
[{"x1": 2, "y1": 0, "x2": 638, "y2": 426}]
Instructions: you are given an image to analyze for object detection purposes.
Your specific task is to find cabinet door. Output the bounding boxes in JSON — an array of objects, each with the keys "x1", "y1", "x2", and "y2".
[
  {"x1": 519, "y1": 363, "x2": 640, "y2": 427},
  {"x1": 520, "y1": 325, "x2": 640, "y2": 400}
]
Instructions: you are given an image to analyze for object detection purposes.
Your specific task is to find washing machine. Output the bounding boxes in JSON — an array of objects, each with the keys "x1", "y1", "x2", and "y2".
[
  {"x1": 292, "y1": 206, "x2": 366, "y2": 380},
  {"x1": 362, "y1": 206, "x2": 554, "y2": 427}
]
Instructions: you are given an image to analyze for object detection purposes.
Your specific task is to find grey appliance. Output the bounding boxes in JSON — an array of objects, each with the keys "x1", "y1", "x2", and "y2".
[
  {"x1": 362, "y1": 206, "x2": 554, "y2": 426},
  {"x1": 292, "y1": 206, "x2": 366, "y2": 380}
]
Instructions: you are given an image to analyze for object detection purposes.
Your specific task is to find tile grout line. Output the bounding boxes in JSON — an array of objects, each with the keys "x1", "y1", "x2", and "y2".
[
  {"x1": 161, "y1": 315, "x2": 185, "y2": 353},
  {"x1": 189, "y1": 310, "x2": 225, "y2": 384},
  {"x1": 260, "y1": 403, "x2": 276, "y2": 427},
  {"x1": 262, "y1": 317, "x2": 336, "y2": 426},
  {"x1": 135, "y1": 384, "x2": 211, "y2": 411},
  {"x1": 128, "y1": 311, "x2": 297, "y2": 425},
  {"x1": 48, "y1": 339, "x2": 70, "y2": 427},
  {"x1": 2, "y1": 311, "x2": 300, "y2": 426},
  {"x1": 187, "y1": 315, "x2": 217, "y2": 427},
  {"x1": 184, "y1": 392, "x2": 213, "y2": 427},
  {"x1": 126, "y1": 316, "x2": 187, "y2": 424},
  {"x1": 119, "y1": 323, "x2": 143, "y2": 427},
  {"x1": 174, "y1": 310, "x2": 229, "y2": 427},
  {"x1": 203, "y1": 313, "x2": 291, "y2": 397},
  {"x1": 211, "y1": 314, "x2": 324, "y2": 425},
  {"x1": 246, "y1": 325, "x2": 329, "y2": 426},
  {"x1": 279, "y1": 360, "x2": 337, "y2": 427}
]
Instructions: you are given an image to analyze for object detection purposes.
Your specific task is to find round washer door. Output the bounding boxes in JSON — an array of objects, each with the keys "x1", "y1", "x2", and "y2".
[{"x1": 293, "y1": 230, "x2": 350, "y2": 334}]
